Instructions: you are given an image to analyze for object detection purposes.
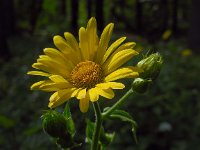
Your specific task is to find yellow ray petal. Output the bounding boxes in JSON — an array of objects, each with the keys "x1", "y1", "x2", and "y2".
[
  {"x1": 41, "y1": 82, "x2": 72, "y2": 90},
  {"x1": 36, "y1": 58, "x2": 70, "y2": 76},
  {"x1": 27, "y1": 71, "x2": 50, "y2": 77},
  {"x1": 30, "y1": 81, "x2": 47, "y2": 90},
  {"x1": 86, "y1": 17, "x2": 98, "y2": 60},
  {"x1": 49, "y1": 75, "x2": 68, "y2": 83},
  {"x1": 103, "y1": 49, "x2": 139, "y2": 75},
  {"x1": 101, "y1": 37, "x2": 126, "y2": 64},
  {"x1": 53, "y1": 35, "x2": 80, "y2": 65},
  {"x1": 95, "y1": 23, "x2": 114, "y2": 63},
  {"x1": 64, "y1": 32, "x2": 82, "y2": 61},
  {"x1": 43, "y1": 48, "x2": 74, "y2": 71},
  {"x1": 32, "y1": 62, "x2": 57, "y2": 74},
  {"x1": 64, "y1": 32, "x2": 79, "y2": 51},
  {"x1": 76, "y1": 88, "x2": 87, "y2": 99},
  {"x1": 48, "y1": 75, "x2": 73, "y2": 89},
  {"x1": 79, "y1": 27, "x2": 89, "y2": 60},
  {"x1": 96, "y1": 87, "x2": 114, "y2": 99},
  {"x1": 30, "y1": 80, "x2": 60, "y2": 92},
  {"x1": 88, "y1": 88, "x2": 99, "y2": 102},
  {"x1": 71, "y1": 88, "x2": 82, "y2": 97},
  {"x1": 113, "y1": 42, "x2": 136, "y2": 55},
  {"x1": 96, "y1": 82, "x2": 125, "y2": 89},
  {"x1": 79, "y1": 97, "x2": 89, "y2": 113},
  {"x1": 49, "y1": 88, "x2": 76, "y2": 108},
  {"x1": 104, "y1": 67, "x2": 140, "y2": 82}
]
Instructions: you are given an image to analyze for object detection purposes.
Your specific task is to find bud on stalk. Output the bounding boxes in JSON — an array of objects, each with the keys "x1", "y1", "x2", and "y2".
[
  {"x1": 137, "y1": 53, "x2": 163, "y2": 80},
  {"x1": 41, "y1": 110, "x2": 68, "y2": 138}
]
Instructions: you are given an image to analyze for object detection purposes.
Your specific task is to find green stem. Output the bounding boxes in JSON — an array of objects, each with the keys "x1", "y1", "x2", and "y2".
[
  {"x1": 91, "y1": 102, "x2": 102, "y2": 150},
  {"x1": 102, "y1": 89, "x2": 134, "y2": 119}
]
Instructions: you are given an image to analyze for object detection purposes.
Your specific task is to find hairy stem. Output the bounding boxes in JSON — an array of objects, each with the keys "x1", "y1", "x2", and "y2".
[
  {"x1": 91, "y1": 102, "x2": 102, "y2": 150},
  {"x1": 102, "y1": 89, "x2": 134, "y2": 119}
]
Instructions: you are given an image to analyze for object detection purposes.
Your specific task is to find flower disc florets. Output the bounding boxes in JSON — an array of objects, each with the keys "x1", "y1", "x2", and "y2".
[{"x1": 70, "y1": 61, "x2": 103, "y2": 88}]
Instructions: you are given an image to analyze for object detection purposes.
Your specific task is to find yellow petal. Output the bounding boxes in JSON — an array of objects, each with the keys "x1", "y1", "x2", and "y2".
[
  {"x1": 43, "y1": 48, "x2": 74, "y2": 71},
  {"x1": 96, "y1": 87, "x2": 114, "y2": 99},
  {"x1": 30, "y1": 80, "x2": 60, "y2": 92},
  {"x1": 49, "y1": 88, "x2": 76, "y2": 108},
  {"x1": 71, "y1": 88, "x2": 82, "y2": 97},
  {"x1": 101, "y1": 37, "x2": 126, "y2": 64},
  {"x1": 27, "y1": 71, "x2": 50, "y2": 77},
  {"x1": 79, "y1": 27, "x2": 90, "y2": 60},
  {"x1": 30, "y1": 81, "x2": 46, "y2": 90},
  {"x1": 86, "y1": 17, "x2": 98, "y2": 60},
  {"x1": 104, "y1": 67, "x2": 140, "y2": 82},
  {"x1": 79, "y1": 97, "x2": 89, "y2": 113},
  {"x1": 76, "y1": 88, "x2": 87, "y2": 99},
  {"x1": 37, "y1": 58, "x2": 70, "y2": 76},
  {"x1": 32, "y1": 62, "x2": 57, "y2": 75},
  {"x1": 96, "y1": 82, "x2": 125, "y2": 89},
  {"x1": 41, "y1": 82, "x2": 72, "y2": 90},
  {"x1": 49, "y1": 75, "x2": 68, "y2": 83},
  {"x1": 113, "y1": 42, "x2": 136, "y2": 55},
  {"x1": 103, "y1": 49, "x2": 139, "y2": 75},
  {"x1": 64, "y1": 32, "x2": 79, "y2": 51},
  {"x1": 88, "y1": 88, "x2": 99, "y2": 102},
  {"x1": 53, "y1": 35, "x2": 80, "y2": 65},
  {"x1": 95, "y1": 23, "x2": 114, "y2": 63}
]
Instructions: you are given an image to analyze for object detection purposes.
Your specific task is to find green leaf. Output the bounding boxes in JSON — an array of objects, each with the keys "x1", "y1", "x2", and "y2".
[
  {"x1": 85, "y1": 119, "x2": 115, "y2": 146},
  {"x1": 100, "y1": 131, "x2": 115, "y2": 146},
  {"x1": 103, "y1": 108, "x2": 138, "y2": 143},
  {"x1": 63, "y1": 102, "x2": 76, "y2": 137},
  {"x1": 0, "y1": 114, "x2": 15, "y2": 128}
]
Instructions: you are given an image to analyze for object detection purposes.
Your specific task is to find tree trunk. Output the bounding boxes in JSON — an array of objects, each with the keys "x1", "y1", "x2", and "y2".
[
  {"x1": 95, "y1": 0, "x2": 104, "y2": 30},
  {"x1": 189, "y1": 0, "x2": 200, "y2": 53},
  {"x1": 71, "y1": 0, "x2": 79, "y2": 33},
  {"x1": 0, "y1": 0, "x2": 15, "y2": 60}
]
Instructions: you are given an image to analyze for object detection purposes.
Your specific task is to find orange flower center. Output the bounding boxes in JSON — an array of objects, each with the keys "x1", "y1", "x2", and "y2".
[{"x1": 70, "y1": 61, "x2": 103, "y2": 88}]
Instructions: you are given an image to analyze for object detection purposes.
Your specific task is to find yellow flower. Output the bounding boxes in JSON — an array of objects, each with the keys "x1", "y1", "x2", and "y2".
[
  {"x1": 181, "y1": 49, "x2": 192, "y2": 57},
  {"x1": 162, "y1": 29, "x2": 172, "y2": 40},
  {"x1": 27, "y1": 17, "x2": 140, "y2": 113}
]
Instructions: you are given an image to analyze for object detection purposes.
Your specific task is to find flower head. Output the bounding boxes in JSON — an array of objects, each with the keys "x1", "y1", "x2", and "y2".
[{"x1": 28, "y1": 17, "x2": 140, "y2": 112}]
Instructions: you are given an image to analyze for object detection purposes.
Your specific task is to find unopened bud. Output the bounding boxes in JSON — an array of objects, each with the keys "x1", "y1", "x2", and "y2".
[
  {"x1": 41, "y1": 110, "x2": 68, "y2": 138},
  {"x1": 137, "y1": 53, "x2": 163, "y2": 80},
  {"x1": 132, "y1": 78, "x2": 152, "y2": 93}
]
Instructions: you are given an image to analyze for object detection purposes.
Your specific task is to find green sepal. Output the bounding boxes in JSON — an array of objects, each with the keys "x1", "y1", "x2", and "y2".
[
  {"x1": 63, "y1": 102, "x2": 76, "y2": 137},
  {"x1": 103, "y1": 108, "x2": 138, "y2": 143}
]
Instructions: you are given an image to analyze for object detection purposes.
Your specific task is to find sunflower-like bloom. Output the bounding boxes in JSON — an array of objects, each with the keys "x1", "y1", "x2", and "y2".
[{"x1": 28, "y1": 17, "x2": 140, "y2": 113}]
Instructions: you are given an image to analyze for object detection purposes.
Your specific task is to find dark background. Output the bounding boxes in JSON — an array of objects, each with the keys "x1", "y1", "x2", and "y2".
[{"x1": 0, "y1": 0, "x2": 200, "y2": 150}]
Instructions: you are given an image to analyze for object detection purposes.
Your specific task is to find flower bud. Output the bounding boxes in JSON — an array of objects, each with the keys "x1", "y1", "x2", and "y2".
[
  {"x1": 132, "y1": 78, "x2": 152, "y2": 93},
  {"x1": 41, "y1": 110, "x2": 68, "y2": 138},
  {"x1": 137, "y1": 53, "x2": 163, "y2": 80}
]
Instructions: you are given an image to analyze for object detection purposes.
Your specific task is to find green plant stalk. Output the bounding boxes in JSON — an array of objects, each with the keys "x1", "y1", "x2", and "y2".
[
  {"x1": 102, "y1": 89, "x2": 134, "y2": 119},
  {"x1": 91, "y1": 102, "x2": 102, "y2": 150}
]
